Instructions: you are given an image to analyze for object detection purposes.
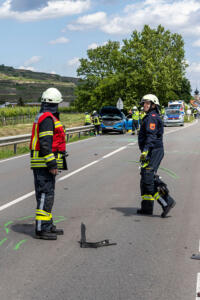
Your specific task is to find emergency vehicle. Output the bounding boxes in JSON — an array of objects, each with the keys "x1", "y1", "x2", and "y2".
[{"x1": 168, "y1": 100, "x2": 185, "y2": 115}]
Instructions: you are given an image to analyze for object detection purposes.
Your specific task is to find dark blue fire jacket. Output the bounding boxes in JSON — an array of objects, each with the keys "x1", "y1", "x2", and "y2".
[{"x1": 138, "y1": 109, "x2": 164, "y2": 152}]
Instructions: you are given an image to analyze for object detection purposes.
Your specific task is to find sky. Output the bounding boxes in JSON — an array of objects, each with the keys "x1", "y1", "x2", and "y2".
[{"x1": 1, "y1": 0, "x2": 200, "y2": 93}]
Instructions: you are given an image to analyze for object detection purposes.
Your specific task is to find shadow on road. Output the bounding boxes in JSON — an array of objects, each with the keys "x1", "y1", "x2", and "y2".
[
  {"x1": 111, "y1": 207, "x2": 161, "y2": 218},
  {"x1": 11, "y1": 223, "x2": 35, "y2": 238}
]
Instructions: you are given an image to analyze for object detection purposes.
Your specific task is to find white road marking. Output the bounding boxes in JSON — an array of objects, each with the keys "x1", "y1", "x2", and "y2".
[
  {"x1": 0, "y1": 191, "x2": 35, "y2": 212},
  {"x1": 0, "y1": 120, "x2": 198, "y2": 211}
]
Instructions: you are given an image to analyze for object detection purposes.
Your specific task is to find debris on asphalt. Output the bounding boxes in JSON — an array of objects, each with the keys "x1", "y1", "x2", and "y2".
[{"x1": 79, "y1": 223, "x2": 117, "y2": 248}]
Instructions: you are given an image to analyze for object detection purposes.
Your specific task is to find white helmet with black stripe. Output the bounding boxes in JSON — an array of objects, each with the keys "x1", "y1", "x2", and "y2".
[{"x1": 141, "y1": 94, "x2": 160, "y2": 106}]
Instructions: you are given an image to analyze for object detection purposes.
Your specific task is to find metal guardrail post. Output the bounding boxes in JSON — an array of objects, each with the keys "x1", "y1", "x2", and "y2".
[{"x1": 14, "y1": 144, "x2": 17, "y2": 154}]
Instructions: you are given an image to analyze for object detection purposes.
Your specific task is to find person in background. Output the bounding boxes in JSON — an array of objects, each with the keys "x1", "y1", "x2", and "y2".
[
  {"x1": 84, "y1": 112, "x2": 92, "y2": 125},
  {"x1": 92, "y1": 110, "x2": 102, "y2": 135},
  {"x1": 132, "y1": 106, "x2": 140, "y2": 135}
]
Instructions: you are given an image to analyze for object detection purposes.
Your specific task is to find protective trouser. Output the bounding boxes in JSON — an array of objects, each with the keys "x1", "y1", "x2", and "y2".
[
  {"x1": 33, "y1": 169, "x2": 55, "y2": 232},
  {"x1": 132, "y1": 120, "x2": 139, "y2": 134},
  {"x1": 140, "y1": 147, "x2": 164, "y2": 214},
  {"x1": 95, "y1": 124, "x2": 101, "y2": 135},
  {"x1": 154, "y1": 175, "x2": 175, "y2": 212}
]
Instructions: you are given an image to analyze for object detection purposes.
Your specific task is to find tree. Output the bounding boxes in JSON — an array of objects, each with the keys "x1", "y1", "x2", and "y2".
[
  {"x1": 17, "y1": 97, "x2": 25, "y2": 106},
  {"x1": 74, "y1": 25, "x2": 190, "y2": 111},
  {"x1": 174, "y1": 77, "x2": 192, "y2": 103}
]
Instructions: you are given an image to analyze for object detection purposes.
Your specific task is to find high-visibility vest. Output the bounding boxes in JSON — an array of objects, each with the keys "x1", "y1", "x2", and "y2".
[
  {"x1": 132, "y1": 110, "x2": 139, "y2": 121},
  {"x1": 161, "y1": 108, "x2": 165, "y2": 115},
  {"x1": 85, "y1": 114, "x2": 91, "y2": 124},
  {"x1": 93, "y1": 115, "x2": 101, "y2": 125},
  {"x1": 140, "y1": 112, "x2": 146, "y2": 119},
  {"x1": 30, "y1": 112, "x2": 66, "y2": 169}
]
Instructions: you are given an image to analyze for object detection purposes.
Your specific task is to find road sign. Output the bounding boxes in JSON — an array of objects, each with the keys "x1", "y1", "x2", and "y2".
[{"x1": 117, "y1": 98, "x2": 123, "y2": 110}]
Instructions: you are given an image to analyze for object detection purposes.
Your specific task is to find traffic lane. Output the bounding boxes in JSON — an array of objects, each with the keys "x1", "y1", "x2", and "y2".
[
  {"x1": 0, "y1": 139, "x2": 198, "y2": 300},
  {"x1": 0, "y1": 133, "x2": 137, "y2": 206},
  {"x1": 0, "y1": 120, "x2": 193, "y2": 205}
]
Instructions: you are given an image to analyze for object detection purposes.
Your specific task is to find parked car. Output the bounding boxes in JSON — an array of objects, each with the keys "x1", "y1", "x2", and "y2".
[
  {"x1": 163, "y1": 108, "x2": 184, "y2": 127},
  {"x1": 100, "y1": 106, "x2": 127, "y2": 134}
]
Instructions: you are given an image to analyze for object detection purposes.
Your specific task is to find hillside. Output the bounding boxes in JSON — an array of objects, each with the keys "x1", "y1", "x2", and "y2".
[{"x1": 0, "y1": 65, "x2": 79, "y2": 105}]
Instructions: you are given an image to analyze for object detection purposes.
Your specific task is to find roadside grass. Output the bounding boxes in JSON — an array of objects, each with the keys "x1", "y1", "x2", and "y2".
[
  {"x1": 0, "y1": 113, "x2": 85, "y2": 137},
  {"x1": 184, "y1": 115, "x2": 195, "y2": 122}
]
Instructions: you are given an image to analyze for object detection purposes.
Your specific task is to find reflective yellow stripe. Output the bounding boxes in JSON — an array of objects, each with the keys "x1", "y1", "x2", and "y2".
[
  {"x1": 142, "y1": 194, "x2": 154, "y2": 201},
  {"x1": 154, "y1": 192, "x2": 160, "y2": 201},
  {"x1": 31, "y1": 164, "x2": 46, "y2": 168},
  {"x1": 39, "y1": 131, "x2": 53, "y2": 138},
  {"x1": 31, "y1": 152, "x2": 64, "y2": 169},
  {"x1": 32, "y1": 124, "x2": 38, "y2": 150},
  {"x1": 55, "y1": 121, "x2": 62, "y2": 128},
  {"x1": 44, "y1": 153, "x2": 55, "y2": 163},
  {"x1": 36, "y1": 210, "x2": 52, "y2": 221}
]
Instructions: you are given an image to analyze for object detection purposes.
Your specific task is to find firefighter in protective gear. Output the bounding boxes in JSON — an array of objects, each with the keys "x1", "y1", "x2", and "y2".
[
  {"x1": 139, "y1": 107, "x2": 146, "y2": 126},
  {"x1": 137, "y1": 94, "x2": 176, "y2": 217},
  {"x1": 161, "y1": 106, "x2": 165, "y2": 119},
  {"x1": 92, "y1": 111, "x2": 102, "y2": 135},
  {"x1": 84, "y1": 112, "x2": 92, "y2": 125},
  {"x1": 30, "y1": 87, "x2": 68, "y2": 240},
  {"x1": 132, "y1": 106, "x2": 139, "y2": 135}
]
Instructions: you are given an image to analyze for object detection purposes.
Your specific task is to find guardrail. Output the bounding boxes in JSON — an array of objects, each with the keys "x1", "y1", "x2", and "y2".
[{"x1": 0, "y1": 125, "x2": 95, "y2": 154}]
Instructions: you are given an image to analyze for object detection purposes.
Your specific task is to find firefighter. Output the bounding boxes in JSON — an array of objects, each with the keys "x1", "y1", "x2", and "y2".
[
  {"x1": 92, "y1": 110, "x2": 102, "y2": 135},
  {"x1": 84, "y1": 112, "x2": 92, "y2": 125},
  {"x1": 137, "y1": 94, "x2": 176, "y2": 217},
  {"x1": 30, "y1": 87, "x2": 68, "y2": 240},
  {"x1": 139, "y1": 107, "x2": 146, "y2": 126},
  {"x1": 161, "y1": 106, "x2": 165, "y2": 119},
  {"x1": 132, "y1": 106, "x2": 140, "y2": 135}
]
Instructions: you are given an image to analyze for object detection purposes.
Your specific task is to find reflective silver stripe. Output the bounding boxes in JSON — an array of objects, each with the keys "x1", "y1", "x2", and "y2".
[
  {"x1": 40, "y1": 193, "x2": 45, "y2": 210},
  {"x1": 34, "y1": 113, "x2": 44, "y2": 123},
  {"x1": 37, "y1": 193, "x2": 45, "y2": 231},
  {"x1": 158, "y1": 197, "x2": 167, "y2": 207}
]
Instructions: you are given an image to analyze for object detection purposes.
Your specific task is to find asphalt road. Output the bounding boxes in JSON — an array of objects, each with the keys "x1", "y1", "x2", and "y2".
[{"x1": 0, "y1": 120, "x2": 200, "y2": 300}]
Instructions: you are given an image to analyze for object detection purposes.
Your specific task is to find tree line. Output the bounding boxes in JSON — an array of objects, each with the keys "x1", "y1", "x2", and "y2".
[{"x1": 74, "y1": 25, "x2": 191, "y2": 112}]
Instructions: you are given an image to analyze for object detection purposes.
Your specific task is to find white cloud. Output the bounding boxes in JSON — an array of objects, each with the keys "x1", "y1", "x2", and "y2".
[
  {"x1": 0, "y1": 0, "x2": 91, "y2": 21},
  {"x1": 49, "y1": 37, "x2": 69, "y2": 44},
  {"x1": 67, "y1": 0, "x2": 200, "y2": 37},
  {"x1": 192, "y1": 39, "x2": 200, "y2": 47},
  {"x1": 67, "y1": 11, "x2": 107, "y2": 30},
  {"x1": 18, "y1": 66, "x2": 35, "y2": 71},
  {"x1": 88, "y1": 41, "x2": 108, "y2": 49},
  {"x1": 67, "y1": 57, "x2": 80, "y2": 66},
  {"x1": 24, "y1": 56, "x2": 42, "y2": 66},
  {"x1": 187, "y1": 62, "x2": 200, "y2": 73},
  {"x1": 88, "y1": 43, "x2": 98, "y2": 49}
]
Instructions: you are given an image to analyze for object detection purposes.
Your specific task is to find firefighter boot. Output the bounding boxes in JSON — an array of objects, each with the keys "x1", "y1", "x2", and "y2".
[
  {"x1": 137, "y1": 200, "x2": 154, "y2": 215},
  {"x1": 51, "y1": 225, "x2": 64, "y2": 235},
  {"x1": 161, "y1": 195, "x2": 176, "y2": 218},
  {"x1": 35, "y1": 230, "x2": 57, "y2": 240}
]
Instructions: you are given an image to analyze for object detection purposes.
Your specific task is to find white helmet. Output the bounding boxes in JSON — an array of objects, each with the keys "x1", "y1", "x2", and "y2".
[
  {"x1": 93, "y1": 110, "x2": 97, "y2": 114},
  {"x1": 141, "y1": 94, "x2": 159, "y2": 106},
  {"x1": 41, "y1": 88, "x2": 63, "y2": 104},
  {"x1": 133, "y1": 106, "x2": 137, "y2": 110}
]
